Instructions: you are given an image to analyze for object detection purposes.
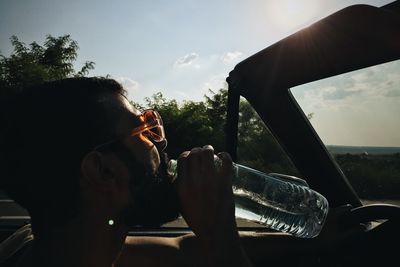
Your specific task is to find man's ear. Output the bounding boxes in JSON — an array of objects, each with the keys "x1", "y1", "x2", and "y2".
[{"x1": 80, "y1": 151, "x2": 116, "y2": 190}]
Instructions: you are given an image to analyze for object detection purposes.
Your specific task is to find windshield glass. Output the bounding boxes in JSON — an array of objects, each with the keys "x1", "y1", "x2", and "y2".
[{"x1": 290, "y1": 60, "x2": 400, "y2": 206}]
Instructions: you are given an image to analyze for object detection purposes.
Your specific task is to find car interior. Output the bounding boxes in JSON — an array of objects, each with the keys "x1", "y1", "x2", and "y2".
[{"x1": 1, "y1": 1, "x2": 400, "y2": 266}]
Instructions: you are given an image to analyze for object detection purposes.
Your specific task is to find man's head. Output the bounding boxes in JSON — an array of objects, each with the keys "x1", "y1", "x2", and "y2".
[{"x1": 0, "y1": 77, "x2": 179, "y2": 236}]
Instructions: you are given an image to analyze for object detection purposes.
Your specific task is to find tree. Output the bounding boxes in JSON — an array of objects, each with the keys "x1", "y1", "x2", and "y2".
[
  {"x1": 236, "y1": 100, "x2": 299, "y2": 175},
  {"x1": 132, "y1": 89, "x2": 228, "y2": 159},
  {"x1": 0, "y1": 34, "x2": 94, "y2": 93},
  {"x1": 133, "y1": 89, "x2": 299, "y2": 176}
]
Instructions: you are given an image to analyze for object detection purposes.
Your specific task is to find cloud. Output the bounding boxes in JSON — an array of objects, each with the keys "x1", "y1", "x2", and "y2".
[
  {"x1": 351, "y1": 69, "x2": 374, "y2": 82},
  {"x1": 321, "y1": 86, "x2": 361, "y2": 101},
  {"x1": 221, "y1": 51, "x2": 243, "y2": 63},
  {"x1": 384, "y1": 88, "x2": 400, "y2": 97},
  {"x1": 383, "y1": 73, "x2": 400, "y2": 97},
  {"x1": 174, "y1": 52, "x2": 199, "y2": 68},
  {"x1": 202, "y1": 74, "x2": 228, "y2": 92},
  {"x1": 115, "y1": 77, "x2": 139, "y2": 98}
]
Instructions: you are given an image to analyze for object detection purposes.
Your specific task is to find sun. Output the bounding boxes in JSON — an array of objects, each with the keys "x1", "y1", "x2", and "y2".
[{"x1": 266, "y1": 0, "x2": 320, "y2": 31}]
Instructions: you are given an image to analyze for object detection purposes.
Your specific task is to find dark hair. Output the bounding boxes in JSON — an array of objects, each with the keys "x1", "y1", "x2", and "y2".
[{"x1": 0, "y1": 77, "x2": 126, "y2": 234}]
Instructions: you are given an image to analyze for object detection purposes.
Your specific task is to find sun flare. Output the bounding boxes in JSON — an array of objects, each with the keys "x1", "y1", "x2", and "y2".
[{"x1": 266, "y1": 0, "x2": 320, "y2": 31}]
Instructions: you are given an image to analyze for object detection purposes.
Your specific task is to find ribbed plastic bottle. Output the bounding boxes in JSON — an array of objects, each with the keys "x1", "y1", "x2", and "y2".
[{"x1": 168, "y1": 157, "x2": 329, "y2": 238}]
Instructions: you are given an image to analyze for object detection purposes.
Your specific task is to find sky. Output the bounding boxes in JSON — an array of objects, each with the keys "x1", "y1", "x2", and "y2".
[
  {"x1": 0, "y1": 0, "x2": 397, "y2": 146},
  {"x1": 291, "y1": 60, "x2": 400, "y2": 147}
]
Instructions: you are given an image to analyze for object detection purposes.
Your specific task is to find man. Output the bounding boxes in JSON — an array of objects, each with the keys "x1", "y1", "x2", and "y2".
[{"x1": 0, "y1": 77, "x2": 252, "y2": 266}]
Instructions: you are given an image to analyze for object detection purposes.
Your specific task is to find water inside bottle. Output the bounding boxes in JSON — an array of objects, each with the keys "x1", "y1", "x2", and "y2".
[{"x1": 233, "y1": 186, "x2": 328, "y2": 238}]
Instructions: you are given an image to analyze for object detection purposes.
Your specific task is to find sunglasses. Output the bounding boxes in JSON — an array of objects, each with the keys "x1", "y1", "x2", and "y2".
[
  {"x1": 94, "y1": 109, "x2": 166, "y2": 151},
  {"x1": 132, "y1": 109, "x2": 165, "y2": 142}
]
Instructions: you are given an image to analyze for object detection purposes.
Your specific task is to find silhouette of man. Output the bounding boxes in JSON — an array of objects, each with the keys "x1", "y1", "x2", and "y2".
[{"x1": 0, "y1": 77, "x2": 252, "y2": 267}]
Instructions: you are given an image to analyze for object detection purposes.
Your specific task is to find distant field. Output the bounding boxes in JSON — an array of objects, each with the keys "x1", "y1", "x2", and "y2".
[
  {"x1": 326, "y1": 145, "x2": 400, "y2": 155},
  {"x1": 332, "y1": 152, "x2": 399, "y2": 200}
]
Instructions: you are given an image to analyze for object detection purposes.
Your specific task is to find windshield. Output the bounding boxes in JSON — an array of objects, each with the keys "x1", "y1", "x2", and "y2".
[{"x1": 290, "y1": 60, "x2": 400, "y2": 206}]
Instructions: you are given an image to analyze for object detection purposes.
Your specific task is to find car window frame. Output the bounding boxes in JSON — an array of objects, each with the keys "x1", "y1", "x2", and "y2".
[{"x1": 226, "y1": 3, "x2": 400, "y2": 209}]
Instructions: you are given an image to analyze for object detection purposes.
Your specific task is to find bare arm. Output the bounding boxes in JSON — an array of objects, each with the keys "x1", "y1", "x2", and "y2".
[
  {"x1": 174, "y1": 147, "x2": 252, "y2": 267},
  {"x1": 114, "y1": 236, "x2": 181, "y2": 267},
  {"x1": 177, "y1": 233, "x2": 252, "y2": 267},
  {"x1": 115, "y1": 146, "x2": 252, "y2": 267},
  {"x1": 115, "y1": 233, "x2": 251, "y2": 267}
]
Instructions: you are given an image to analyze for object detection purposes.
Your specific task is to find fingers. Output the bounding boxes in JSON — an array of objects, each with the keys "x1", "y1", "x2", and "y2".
[
  {"x1": 177, "y1": 146, "x2": 233, "y2": 181},
  {"x1": 176, "y1": 151, "x2": 188, "y2": 179},
  {"x1": 201, "y1": 145, "x2": 215, "y2": 168},
  {"x1": 178, "y1": 146, "x2": 215, "y2": 167},
  {"x1": 187, "y1": 147, "x2": 203, "y2": 174},
  {"x1": 175, "y1": 147, "x2": 237, "y2": 243}
]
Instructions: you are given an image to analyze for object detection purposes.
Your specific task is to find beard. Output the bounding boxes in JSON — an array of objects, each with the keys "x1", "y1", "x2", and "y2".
[{"x1": 112, "y1": 143, "x2": 180, "y2": 228}]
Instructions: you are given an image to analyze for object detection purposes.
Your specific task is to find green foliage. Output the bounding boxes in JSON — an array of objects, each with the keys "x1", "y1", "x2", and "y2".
[
  {"x1": 0, "y1": 34, "x2": 94, "y2": 93},
  {"x1": 133, "y1": 89, "x2": 228, "y2": 159},
  {"x1": 335, "y1": 153, "x2": 400, "y2": 199},
  {"x1": 133, "y1": 90, "x2": 299, "y2": 177},
  {"x1": 143, "y1": 86, "x2": 399, "y2": 200},
  {"x1": 237, "y1": 100, "x2": 299, "y2": 176}
]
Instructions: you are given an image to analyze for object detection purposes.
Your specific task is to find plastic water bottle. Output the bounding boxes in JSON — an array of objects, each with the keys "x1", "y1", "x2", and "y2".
[{"x1": 167, "y1": 157, "x2": 329, "y2": 238}]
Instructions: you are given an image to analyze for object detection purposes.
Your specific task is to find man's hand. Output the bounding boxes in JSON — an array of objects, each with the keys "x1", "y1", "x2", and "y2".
[
  {"x1": 175, "y1": 145, "x2": 252, "y2": 267},
  {"x1": 176, "y1": 145, "x2": 235, "y2": 239}
]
